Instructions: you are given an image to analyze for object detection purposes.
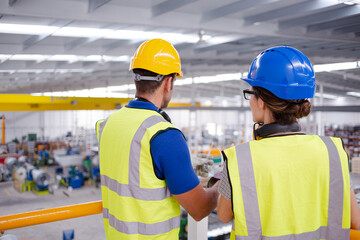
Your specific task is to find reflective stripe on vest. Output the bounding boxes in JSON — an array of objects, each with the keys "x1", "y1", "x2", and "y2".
[
  {"x1": 103, "y1": 208, "x2": 180, "y2": 235},
  {"x1": 97, "y1": 113, "x2": 180, "y2": 236},
  {"x1": 230, "y1": 136, "x2": 349, "y2": 240}
]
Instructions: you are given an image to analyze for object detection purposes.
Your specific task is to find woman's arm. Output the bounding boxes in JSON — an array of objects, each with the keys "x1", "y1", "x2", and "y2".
[{"x1": 217, "y1": 194, "x2": 233, "y2": 223}]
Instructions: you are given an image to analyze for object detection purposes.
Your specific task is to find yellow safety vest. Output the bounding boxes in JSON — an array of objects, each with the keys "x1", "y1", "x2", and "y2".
[
  {"x1": 224, "y1": 135, "x2": 350, "y2": 240},
  {"x1": 96, "y1": 107, "x2": 181, "y2": 240}
]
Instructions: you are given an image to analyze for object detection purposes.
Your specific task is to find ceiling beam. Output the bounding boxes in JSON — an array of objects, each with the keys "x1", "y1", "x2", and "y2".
[
  {"x1": 332, "y1": 24, "x2": 360, "y2": 35},
  {"x1": 88, "y1": 0, "x2": 111, "y2": 13},
  {"x1": 201, "y1": 0, "x2": 279, "y2": 23},
  {"x1": 23, "y1": 19, "x2": 71, "y2": 51},
  {"x1": 279, "y1": 4, "x2": 360, "y2": 29},
  {"x1": 102, "y1": 39, "x2": 138, "y2": 52},
  {"x1": 152, "y1": 0, "x2": 197, "y2": 17},
  {"x1": 318, "y1": 73, "x2": 360, "y2": 90},
  {"x1": 8, "y1": 0, "x2": 17, "y2": 6},
  {"x1": 328, "y1": 71, "x2": 360, "y2": 82},
  {"x1": 307, "y1": 14, "x2": 360, "y2": 33},
  {"x1": 244, "y1": 0, "x2": 336, "y2": 26},
  {"x1": 64, "y1": 37, "x2": 100, "y2": 51},
  {"x1": 317, "y1": 81, "x2": 359, "y2": 93}
]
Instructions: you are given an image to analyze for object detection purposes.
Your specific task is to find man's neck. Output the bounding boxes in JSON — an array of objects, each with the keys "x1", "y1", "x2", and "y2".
[{"x1": 135, "y1": 93, "x2": 162, "y2": 109}]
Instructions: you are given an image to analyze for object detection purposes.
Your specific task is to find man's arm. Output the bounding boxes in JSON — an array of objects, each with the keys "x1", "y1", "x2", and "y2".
[
  {"x1": 151, "y1": 129, "x2": 219, "y2": 221},
  {"x1": 173, "y1": 181, "x2": 219, "y2": 221}
]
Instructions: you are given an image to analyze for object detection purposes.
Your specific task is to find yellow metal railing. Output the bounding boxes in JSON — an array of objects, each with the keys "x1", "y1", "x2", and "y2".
[
  {"x1": 0, "y1": 201, "x2": 102, "y2": 230},
  {"x1": 0, "y1": 200, "x2": 360, "y2": 239}
]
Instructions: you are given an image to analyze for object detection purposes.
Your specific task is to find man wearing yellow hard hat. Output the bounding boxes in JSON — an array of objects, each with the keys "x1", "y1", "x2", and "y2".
[{"x1": 96, "y1": 39, "x2": 219, "y2": 239}]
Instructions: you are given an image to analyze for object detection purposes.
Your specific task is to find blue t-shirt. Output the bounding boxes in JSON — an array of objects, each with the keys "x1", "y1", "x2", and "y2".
[{"x1": 126, "y1": 100, "x2": 199, "y2": 195}]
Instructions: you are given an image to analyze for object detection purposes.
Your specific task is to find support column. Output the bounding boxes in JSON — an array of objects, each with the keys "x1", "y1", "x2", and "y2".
[{"x1": 188, "y1": 215, "x2": 208, "y2": 240}]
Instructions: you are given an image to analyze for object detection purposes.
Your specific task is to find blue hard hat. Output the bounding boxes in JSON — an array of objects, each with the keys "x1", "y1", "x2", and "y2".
[{"x1": 241, "y1": 46, "x2": 316, "y2": 100}]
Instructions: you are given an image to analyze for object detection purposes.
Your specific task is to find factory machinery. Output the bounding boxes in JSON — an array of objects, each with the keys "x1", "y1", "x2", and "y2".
[{"x1": 0, "y1": 143, "x2": 100, "y2": 195}]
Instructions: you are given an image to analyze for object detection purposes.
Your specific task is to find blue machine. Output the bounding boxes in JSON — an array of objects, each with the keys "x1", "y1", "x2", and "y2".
[
  {"x1": 63, "y1": 229, "x2": 74, "y2": 240},
  {"x1": 67, "y1": 168, "x2": 84, "y2": 189}
]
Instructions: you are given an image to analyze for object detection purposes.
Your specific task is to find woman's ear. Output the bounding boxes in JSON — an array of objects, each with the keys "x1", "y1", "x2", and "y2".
[{"x1": 257, "y1": 96, "x2": 266, "y2": 110}]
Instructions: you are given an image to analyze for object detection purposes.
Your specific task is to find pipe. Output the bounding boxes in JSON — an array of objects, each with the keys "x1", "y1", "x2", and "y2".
[
  {"x1": 0, "y1": 200, "x2": 102, "y2": 231},
  {"x1": 351, "y1": 229, "x2": 360, "y2": 239},
  {"x1": 1, "y1": 115, "x2": 4, "y2": 144}
]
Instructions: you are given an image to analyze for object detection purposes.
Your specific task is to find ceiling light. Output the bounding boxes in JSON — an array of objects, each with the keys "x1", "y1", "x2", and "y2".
[
  {"x1": 0, "y1": 69, "x2": 94, "y2": 74},
  {"x1": 82, "y1": 55, "x2": 103, "y2": 62},
  {"x1": 3, "y1": 54, "x2": 131, "y2": 63},
  {"x1": 0, "y1": 23, "x2": 59, "y2": 35},
  {"x1": 107, "y1": 85, "x2": 136, "y2": 91},
  {"x1": 216, "y1": 73, "x2": 242, "y2": 81},
  {"x1": 111, "y1": 55, "x2": 130, "y2": 62},
  {"x1": 0, "y1": 23, "x2": 207, "y2": 44},
  {"x1": 346, "y1": 92, "x2": 360, "y2": 98},
  {"x1": 315, "y1": 93, "x2": 338, "y2": 99},
  {"x1": 339, "y1": 0, "x2": 360, "y2": 5},
  {"x1": 17, "y1": 69, "x2": 43, "y2": 74},
  {"x1": 313, "y1": 61, "x2": 359, "y2": 72},
  {"x1": 206, "y1": 35, "x2": 241, "y2": 45},
  {"x1": 175, "y1": 78, "x2": 194, "y2": 86},
  {"x1": 106, "y1": 29, "x2": 156, "y2": 40},
  {"x1": 0, "y1": 54, "x2": 11, "y2": 62},
  {"x1": 201, "y1": 35, "x2": 212, "y2": 41},
  {"x1": 53, "y1": 27, "x2": 114, "y2": 38},
  {"x1": 161, "y1": 33, "x2": 198, "y2": 43},
  {"x1": 47, "y1": 55, "x2": 80, "y2": 63},
  {"x1": 10, "y1": 54, "x2": 50, "y2": 62}
]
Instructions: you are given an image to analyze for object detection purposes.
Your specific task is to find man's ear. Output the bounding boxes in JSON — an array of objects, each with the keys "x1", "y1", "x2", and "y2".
[{"x1": 163, "y1": 76, "x2": 173, "y2": 93}]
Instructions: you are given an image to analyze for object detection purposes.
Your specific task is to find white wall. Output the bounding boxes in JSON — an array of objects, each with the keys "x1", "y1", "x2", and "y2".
[{"x1": 2, "y1": 110, "x2": 115, "y2": 144}]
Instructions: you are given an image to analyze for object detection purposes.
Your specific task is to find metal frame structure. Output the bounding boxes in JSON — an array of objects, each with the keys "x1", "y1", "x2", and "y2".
[{"x1": 0, "y1": 0, "x2": 359, "y2": 102}]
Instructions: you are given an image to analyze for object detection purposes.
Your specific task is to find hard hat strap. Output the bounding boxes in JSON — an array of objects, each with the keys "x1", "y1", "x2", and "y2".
[{"x1": 134, "y1": 73, "x2": 164, "y2": 82}]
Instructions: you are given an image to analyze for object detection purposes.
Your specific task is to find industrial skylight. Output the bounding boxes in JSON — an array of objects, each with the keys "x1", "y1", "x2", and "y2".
[
  {"x1": 4, "y1": 54, "x2": 130, "y2": 63},
  {"x1": 0, "y1": 23, "x2": 200, "y2": 44},
  {"x1": 314, "y1": 92, "x2": 338, "y2": 99},
  {"x1": 0, "y1": 23, "x2": 59, "y2": 35},
  {"x1": 53, "y1": 27, "x2": 114, "y2": 38},
  {"x1": 340, "y1": 0, "x2": 360, "y2": 5},
  {"x1": 313, "y1": 61, "x2": 360, "y2": 72},
  {"x1": 346, "y1": 92, "x2": 360, "y2": 98},
  {"x1": 0, "y1": 69, "x2": 93, "y2": 74}
]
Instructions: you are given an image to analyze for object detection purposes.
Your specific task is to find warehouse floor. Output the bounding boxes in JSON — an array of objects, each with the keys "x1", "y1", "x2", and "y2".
[{"x1": 1, "y1": 173, "x2": 360, "y2": 240}]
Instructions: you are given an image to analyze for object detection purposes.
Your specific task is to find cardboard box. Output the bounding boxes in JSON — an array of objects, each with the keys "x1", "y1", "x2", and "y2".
[{"x1": 351, "y1": 157, "x2": 360, "y2": 174}]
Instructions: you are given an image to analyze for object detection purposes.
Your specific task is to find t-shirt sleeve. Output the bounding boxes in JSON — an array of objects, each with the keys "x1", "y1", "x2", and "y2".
[
  {"x1": 150, "y1": 129, "x2": 200, "y2": 195},
  {"x1": 218, "y1": 163, "x2": 232, "y2": 201}
]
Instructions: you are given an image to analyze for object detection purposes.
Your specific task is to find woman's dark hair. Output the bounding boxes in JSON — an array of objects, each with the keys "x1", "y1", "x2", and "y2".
[
  {"x1": 133, "y1": 69, "x2": 175, "y2": 94},
  {"x1": 252, "y1": 86, "x2": 312, "y2": 124}
]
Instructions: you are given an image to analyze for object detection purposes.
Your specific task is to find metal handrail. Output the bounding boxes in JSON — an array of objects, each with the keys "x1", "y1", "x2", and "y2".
[
  {"x1": 0, "y1": 200, "x2": 360, "y2": 239},
  {"x1": 0, "y1": 200, "x2": 102, "y2": 231}
]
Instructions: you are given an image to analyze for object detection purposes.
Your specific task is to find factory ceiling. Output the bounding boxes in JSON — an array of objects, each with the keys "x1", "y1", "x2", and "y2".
[{"x1": 0, "y1": 0, "x2": 359, "y2": 101}]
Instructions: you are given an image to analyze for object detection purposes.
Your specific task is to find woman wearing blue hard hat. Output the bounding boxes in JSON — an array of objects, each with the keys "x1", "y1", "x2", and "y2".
[{"x1": 216, "y1": 46, "x2": 360, "y2": 239}]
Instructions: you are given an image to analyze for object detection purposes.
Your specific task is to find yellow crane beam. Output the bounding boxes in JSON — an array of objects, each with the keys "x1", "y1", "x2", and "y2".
[{"x1": 0, "y1": 94, "x2": 195, "y2": 111}]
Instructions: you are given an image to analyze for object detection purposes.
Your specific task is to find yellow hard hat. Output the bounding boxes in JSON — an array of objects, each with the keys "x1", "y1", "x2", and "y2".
[{"x1": 129, "y1": 38, "x2": 183, "y2": 78}]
